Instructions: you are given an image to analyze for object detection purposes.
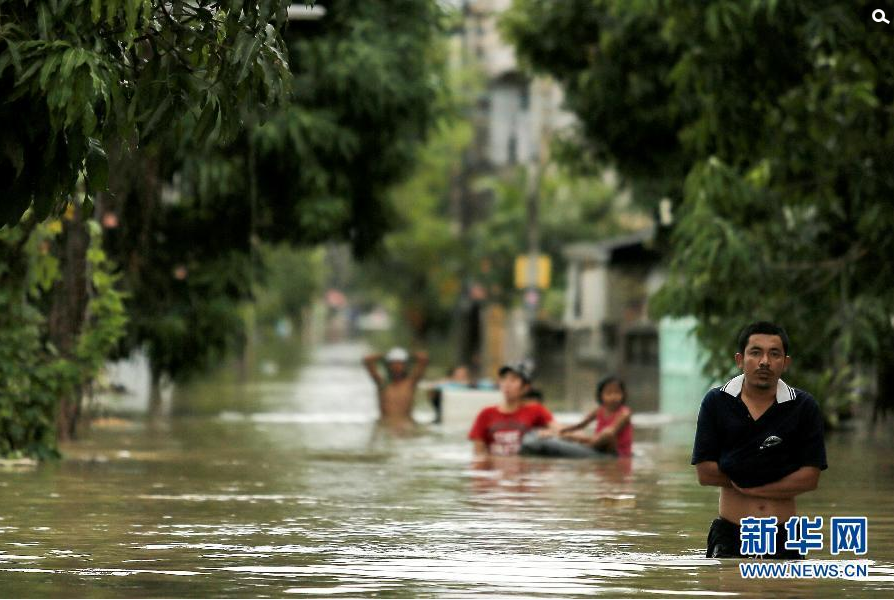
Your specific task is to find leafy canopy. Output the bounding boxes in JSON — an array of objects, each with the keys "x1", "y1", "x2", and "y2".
[
  {"x1": 503, "y1": 0, "x2": 894, "y2": 415},
  {"x1": 103, "y1": 0, "x2": 448, "y2": 381},
  {"x1": 0, "y1": 0, "x2": 290, "y2": 226}
]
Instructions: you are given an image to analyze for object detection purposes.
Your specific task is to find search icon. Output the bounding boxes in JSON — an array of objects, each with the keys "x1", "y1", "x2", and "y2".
[{"x1": 873, "y1": 9, "x2": 890, "y2": 24}]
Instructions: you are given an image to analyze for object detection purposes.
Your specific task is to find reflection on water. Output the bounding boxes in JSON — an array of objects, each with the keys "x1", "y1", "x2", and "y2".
[{"x1": 1, "y1": 342, "x2": 893, "y2": 598}]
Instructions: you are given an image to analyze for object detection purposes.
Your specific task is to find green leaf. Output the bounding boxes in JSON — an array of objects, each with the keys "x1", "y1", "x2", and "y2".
[
  {"x1": 192, "y1": 100, "x2": 220, "y2": 143},
  {"x1": 16, "y1": 58, "x2": 44, "y2": 85},
  {"x1": 236, "y1": 36, "x2": 263, "y2": 84},
  {"x1": 82, "y1": 194, "x2": 94, "y2": 217},
  {"x1": 141, "y1": 95, "x2": 173, "y2": 139},
  {"x1": 31, "y1": 190, "x2": 56, "y2": 222},
  {"x1": 37, "y1": 3, "x2": 52, "y2": 39},
  {"x1": 5, "y1": 40, "x2": 22, "y2": 74},
  {"x1": 59, "y1": 47, "x2": 84, "y2": 80},
  {"x1": 38, "y1": 52, "x2": 61, "y2": 90},
  {"x1": 84, "y1": 138, "x2": 108, "y2": 195},
  {"x1": 0, "y1": 187, "x2": 33, "y2": 228},
  {"x1": 1, "y1": 137, "x2": 25, "y2": 176}
]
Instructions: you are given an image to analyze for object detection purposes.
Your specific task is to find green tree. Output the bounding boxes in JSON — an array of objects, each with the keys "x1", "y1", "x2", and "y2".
[
  {"x1": 501, "y1": 0, "x2": 690, "y2": 209},
  {"x1": 0, "y1": 211, "x2": 125, "y2": 458},
  {"x1": 503, "y1": 0, "x2": 894, "y2": 420},
  {"x1": 354, "y1": 116, "x2": 472, "y2": 340},
  {"x1": 250, "y1": 0, "x2": 447, "y2": 254},
  {"x1": 0, "y1": 0, "x2": 290, "y2": 455},
  {"x1": 0, "y1": 0, "x2": 289, "y2": 225},
  {"x1": 470, "y1": 165, "x2": 635, "y2": 320},
  {"x1": 253, "y1": 243, "x2": 325, "y2": 330},
  {"x1": 103, "y1": 0, "x2": 447, "y2": 385}
]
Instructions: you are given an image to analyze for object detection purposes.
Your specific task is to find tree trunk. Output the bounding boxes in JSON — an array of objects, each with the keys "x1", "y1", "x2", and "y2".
[
  {"x1": 873, "y1": 343, "x2": 894, "y2": 424},
  {"x1": 48, "y1": 204, "x2": 91, "y2": 442},
  {"x1": 148, "y1": 366, "x2": 164, "y2": 418}
]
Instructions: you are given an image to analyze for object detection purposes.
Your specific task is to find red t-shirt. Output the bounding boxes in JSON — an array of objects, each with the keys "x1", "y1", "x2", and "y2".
[
  {"x1": 468, "y1": 403, "x2": 554, "y2": 455},
  {"x1": 596, "y1": 406, "x2": 633, "y2": 457}
]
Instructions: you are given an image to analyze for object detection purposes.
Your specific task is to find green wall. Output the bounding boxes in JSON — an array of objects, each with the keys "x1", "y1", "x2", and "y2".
[{"x1": 658, "y1": 317, "x2": 714, "y2": 418}]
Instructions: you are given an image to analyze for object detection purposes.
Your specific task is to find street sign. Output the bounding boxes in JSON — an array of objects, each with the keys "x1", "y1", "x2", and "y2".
[{"x1": 514, "y1": 254, "x2": 552, "y2": 289}]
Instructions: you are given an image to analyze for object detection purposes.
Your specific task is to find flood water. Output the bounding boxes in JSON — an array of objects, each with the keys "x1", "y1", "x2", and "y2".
[{"x1": 1, "y1": 341, "x2": 893, "y2": 598}]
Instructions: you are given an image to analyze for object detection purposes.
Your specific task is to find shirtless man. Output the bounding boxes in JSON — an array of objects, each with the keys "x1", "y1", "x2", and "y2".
[
  {"x1": 692, "y1": 321, "x2": 828, "y2": 558},
  {"x1": 363, "y1": 347, "x2": 428, "y2": 427}
]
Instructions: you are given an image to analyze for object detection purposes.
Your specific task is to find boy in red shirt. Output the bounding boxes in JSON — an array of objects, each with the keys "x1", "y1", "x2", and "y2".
[{"x1": 469, "y1": 362, "x2": 561, "y2": 456}]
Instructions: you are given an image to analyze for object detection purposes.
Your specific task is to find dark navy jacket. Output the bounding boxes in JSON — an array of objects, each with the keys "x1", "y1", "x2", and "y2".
[{"x1": 691, "y1": 374, "x2": 828, "y2": 488}]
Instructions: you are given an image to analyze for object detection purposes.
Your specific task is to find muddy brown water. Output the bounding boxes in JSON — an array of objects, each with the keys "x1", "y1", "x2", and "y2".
[{"x1": 1, "y1": 342, "x2": 892, "y2": 598}]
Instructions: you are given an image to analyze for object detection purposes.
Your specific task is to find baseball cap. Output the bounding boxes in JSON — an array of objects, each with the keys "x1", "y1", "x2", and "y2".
[
  {"x1": 385, "y1": 347, "x2": 410, "y2": 363},
  {"x1": 498, "y1": 360, "x2": 534, "y2": 383}
]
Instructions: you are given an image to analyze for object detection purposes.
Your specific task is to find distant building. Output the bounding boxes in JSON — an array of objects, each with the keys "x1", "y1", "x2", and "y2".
[
  {"x1": 451, "y1": 0, "x2": 574, "y2": 374},
  {"x1": 457, "y1": 0, "x2": 574, "y2": 171},
  {"x1": 562, "y1": 228, "x2": 663, "y2": 412},
  {"x1": 451, "y1": 2, "x2": 713, "y2": 415},
  {"x1": 562, "y1": 228, "x2": 712, "y2": 415}
]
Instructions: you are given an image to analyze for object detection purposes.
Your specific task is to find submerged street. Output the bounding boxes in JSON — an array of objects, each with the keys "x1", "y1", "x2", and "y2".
[
  {"x1": 1, "y1": 342, "x2": 892, "y2": 598},
  {"x1": 4, "y1": 2, "x2": 894, "y2": 599}
]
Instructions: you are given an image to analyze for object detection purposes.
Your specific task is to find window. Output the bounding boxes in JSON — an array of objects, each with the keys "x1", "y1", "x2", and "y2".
[{"x1": 625, "y1": 331, "x2": 658, "y2": 366}]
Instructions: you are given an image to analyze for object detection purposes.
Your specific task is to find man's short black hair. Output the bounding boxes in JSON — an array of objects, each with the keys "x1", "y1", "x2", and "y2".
[{"x1": 737, "y1": 321, "x2": 790, "y2": 355}]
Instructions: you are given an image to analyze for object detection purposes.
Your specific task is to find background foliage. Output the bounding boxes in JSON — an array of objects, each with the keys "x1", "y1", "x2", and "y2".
[
  {"x1": 0, "y1": 0, "x2": 290, "y2": 226},
  {"x1": 503, "y1": 0, "x2": 894, "y2": 419},
  {"x1": 0, "y1": 212, "x2": 125, "y2": 458},
  {"x1": 103, "y1": 0, "x2": 447, "y2": 383}
]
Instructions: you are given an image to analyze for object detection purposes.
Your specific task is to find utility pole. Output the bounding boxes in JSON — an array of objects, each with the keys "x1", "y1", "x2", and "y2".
[
  {"x1": 455, "y1": 1, "x2": 472, "y2": 367},
  {"x1": 523, "y1": 79, "x2": 551, "y2": 359},
  {"x1": 524, "y1": 160, "x2": 540, "y2": 358}
]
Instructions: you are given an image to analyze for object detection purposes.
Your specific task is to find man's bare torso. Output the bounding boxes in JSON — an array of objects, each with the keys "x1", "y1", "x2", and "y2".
[
  {"x1": 363, "y1": 350, "x2": 428, "y2": 430},
  {"x1": 720, "y1": 487, "x2": 796, "y2": 523},
  {"x1": 378, "y1": 378, "x2": 417, "y2": 423}
]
